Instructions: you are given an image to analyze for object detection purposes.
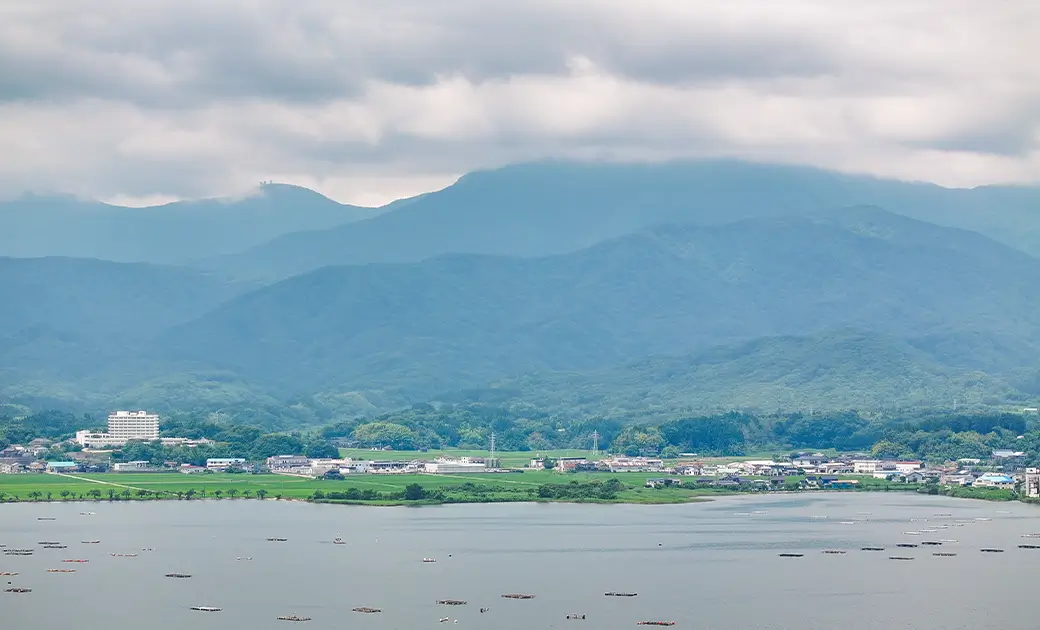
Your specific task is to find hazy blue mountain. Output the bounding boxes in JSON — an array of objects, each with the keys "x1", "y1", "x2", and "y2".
[
  {"x1": 0, "y1": 183, "x2": 384, "y2": 264},
  {"x1": 458, "y1": 331, "x2": 1028, "y2": 417},
  {"x1": 160, "y1": 207, "x2": 1040, "y2": 403},
  {"x1": 0, "y1": 256, "x2": 251, "y2": 403},
  {"x1": 203, "y1": 160, "x2": 1040, "y2": 280}
]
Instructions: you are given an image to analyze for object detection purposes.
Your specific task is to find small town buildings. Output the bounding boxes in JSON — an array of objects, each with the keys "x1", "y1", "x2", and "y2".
[
  {"x1": 0, "y1": 459, "x2": 25, "y2": 474},
  {"x1": 553, "y1": 457, "x2": 588, "y2": 472},
  {"x1": 645, "y1": 478, "x2": 682, "y2": 488},
  {"x1": 266, "y1": 455, "x2": 310, "y2": 473},
  {"x1": 852, "y1": 460, "x2": 884, "y2": 474},
  {"x1": 894, "y1": 461, "x2": 925, "y2": 473},
  {"x1": 179, "y1": 464, "x2": 206, "y2": 474},
  {"x1": 1024, "y1": 468, "x2": 1040, "y2": 498},
  {"x1": 601, "y1": 456, "x2": 665, "y2": 472}
]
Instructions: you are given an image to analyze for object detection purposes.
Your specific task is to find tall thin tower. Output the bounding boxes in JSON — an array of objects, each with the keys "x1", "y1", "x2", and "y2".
[
  {"x1": 592, "y1": 430, "x2": 600, "y2": 456},
  {"x1": 489, "y1": 431, "x2": 496, "y2": 469}
]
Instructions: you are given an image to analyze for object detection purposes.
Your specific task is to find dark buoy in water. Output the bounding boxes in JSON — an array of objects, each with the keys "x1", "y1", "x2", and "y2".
[{"x1": 658, "y1": 543, "x2": 663, "y2": 547}]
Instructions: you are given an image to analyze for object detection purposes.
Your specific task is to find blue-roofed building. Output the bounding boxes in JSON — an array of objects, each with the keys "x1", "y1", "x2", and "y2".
[
  {"x1": 973, "y1": 473, "x2": 1016, "y2": 489},
  {"x1": 45, "y1": 461, "x2": 80, "y2": 472}
]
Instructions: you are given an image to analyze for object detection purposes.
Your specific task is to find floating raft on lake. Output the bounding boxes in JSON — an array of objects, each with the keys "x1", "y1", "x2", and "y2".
[
  {"x1": 889, "y1": 556, "x2": 914, "y2": 561},
  {"x1": 81, "y1": 540, "x2": 100, "y2": 544},
  {"x1": 0, "y1": 572, "x2": 18, "y2": 576},
  {"x1": 37, "y1": 517, "x2": 56, "y2": 521},
  {"x1": 822, "y1": 550, "x2": 846, "y2": 555},
  {"x1": 277, "y1": 615, "x2": 312, "y2": 622},
  {"x1": 637, "y1": 622, "x2": 675, "y2": 627},
  {"x1": 5, "y1": 588, "x2": 31, "y2": 593},
  {"x1": 896, "y1": 544, "x2": 918, "y2": 548},
  {"x1": 352, "y1": 607, "x2": 381, "y2": 613},
  {"x1": 47, "y1": 569, "x2": 75, "y2": 573},
  {"x1": 861, "y1": 547, "x2": 885, "y2": 551},
  {"x1": 1019, "y1": 544, "x2": 1040, "y2": 549},
  {"x1": 38, "y1": 541, "x2": 61, "y2": 545},
  {"x1": 778, "y1": 553, "x2": 803, "y2": 558},
  {"x1": 423, "y1": 558, "x2": 437, "y2": 563},
  {"x1": 63, "y1": 559, "x2": 88, "y2": 563},
  {"x1": 605, "y1": 592, "x2": 638, "y2": 597},
  {"x1": 437, "y1": 600, "x2": 467, "y2": 606},
  {"x1": 981, "y1": 548, "x2": 1004, "y2": 553},
  {"x1": 933, "y1": 553, "x2": 957, "y2": 557},
  {"x1": 921, "y1": 541, "x2": 943, "y2": 546},
  {"x1": 42, "y1": 545, "x2": 67, "y2": 549},
  {"x1": 266, "y1": 537, "x2": 288, "y2": 542},
  {"x1": 190, "y1": 606, "x2": 221, "y2": 612},
  {"x1": 502, "y1": 593, "x2": 536, "y2": 599},
  {"x1": 110, "y1": 553, "x2": 138, "y2": 557},
  {"x1": 567, "y1": 614, "x2": 587, "y2": 619},
  {"x1": 165, "y1": 573, "x2": 192, "y2": 578}
]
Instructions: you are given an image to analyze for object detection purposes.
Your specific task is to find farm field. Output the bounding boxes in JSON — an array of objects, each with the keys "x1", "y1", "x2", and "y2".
[{"x1": 0, "y1": 470, "x2": 721, "y2": 504}]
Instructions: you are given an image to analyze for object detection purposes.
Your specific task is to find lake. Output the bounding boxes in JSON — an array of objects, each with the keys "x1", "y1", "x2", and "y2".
[{"x1": 2, "y1": 493, "x2": 1038, "y2": 629}]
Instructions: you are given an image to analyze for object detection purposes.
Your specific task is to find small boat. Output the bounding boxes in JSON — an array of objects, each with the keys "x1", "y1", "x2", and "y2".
[
  {"x1": 81, "y1": 541, "x2": 100, "y2": 544},
  {"x1": 190, "y1": 606, "x2": 221, "y2": 612},
  {"x1": 4, "y1": 588, "x2": 31, "y2": 593},
  {"x1": 778, "y1": 553, "x2": 803, "y2": 558},
  {"x1": 1019, "y1": 544, "x2": 1040, "y2": 549},
  {"x1": 333, "y1": 538, "x2": 345, "y2": 545},
  {"x1": 266, "y1": 537, "x2": 288, "y2": 542},
  {"x1": 0, "y1": 572, "x2": 17, "y2": 576},
  {"x1": 47, "y1": 569, "x2": 75, "y2": 573},
  {"x1": 352, "y1": 607, "x2": 381, "y2": 613},
  {"x1": 896, "y1": 544, "x2": 918, "y2": 548},
  {"x1": 567, "y1": 614, "x2": 587, "y2": 619},
  {"x1": 437, "y1": 600, "x2": 467, "y2": 605},
  {"x1": 142, "y1": 548, "x2": 154, "y2": 552},
  {"x1": 501, "y1": 594, "x2": 536, "y2": 599},
  {"x1": 980, "y1": 548, "x2": 1004, "y2": 553},
  {"x1": 822, "y1": 550, "x2": 846, "y2": 555},
  {"x1": 888, "y1": 556, "x2": 914, "y2": 560},
  {"x1": 423, "y1": 558, "x2": 437, "y2": 563},
  {"x1": 165, "y1": 573, "x2": 192, "y2": 578},
  {"x1": 236, "y1": 557, "x2": 253, "y2": 561},
  {"x1": 277, "y1": 615, "x2": 312, "y2": 622},
  {"x1": 921, "y1": 541, "x2": 943, "y2": 546},
  {"x1": 861, "y1": 547, "x2": 884, "y2": 551},
  {"x1": 439, "y1": 618, "x2": 450, "y2": 623},
  {"x1": 605, "y1": 592, "x2": 638, "y2": 597},
  {"x1": 637, "y1": 622, "x2": 675, "y2": 627},
  {"x1": 933, "y1": 552, "x2": 957, "y2": 557}
]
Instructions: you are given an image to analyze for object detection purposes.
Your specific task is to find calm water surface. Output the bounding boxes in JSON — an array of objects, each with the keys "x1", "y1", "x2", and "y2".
[{"x1": 2, "y1": 493, "x2": 1038, "y2": 629}]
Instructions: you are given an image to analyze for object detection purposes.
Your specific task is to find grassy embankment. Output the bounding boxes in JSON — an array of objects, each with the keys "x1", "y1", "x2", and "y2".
[{"x1": 0, "y1": 470, "x2": 729, "y2": 505}]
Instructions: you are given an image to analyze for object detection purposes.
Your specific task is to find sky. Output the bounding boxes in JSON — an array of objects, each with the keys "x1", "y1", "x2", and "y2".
[{"x1": 0, "y1": 0, "x2": 1037, "y2": 207}]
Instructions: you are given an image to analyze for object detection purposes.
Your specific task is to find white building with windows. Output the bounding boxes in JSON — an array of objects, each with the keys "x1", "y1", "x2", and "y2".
[{"x1": 108, "y1": 411, "x2": 160, "y2": 440}]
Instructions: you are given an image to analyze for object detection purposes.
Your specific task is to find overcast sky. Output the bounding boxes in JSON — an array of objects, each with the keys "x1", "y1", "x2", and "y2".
[{"x1": 1, "y1": 0, "x2": 1036, "y2": 206}]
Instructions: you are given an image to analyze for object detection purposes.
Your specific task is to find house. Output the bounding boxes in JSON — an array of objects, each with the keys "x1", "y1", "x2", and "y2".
[
  {"x1": 179, "y1": 465, "x2": 206, "y2": 474},
  {"x1": 601, "y1": 456, "x2": 665, "y2": 473},
  {"x1": 992, "y1": 450, "x2": 1026, "y2": 459},
  {"x1": 853, "y1": 460, "x2": 884, "y2": 474},
  {"x1": 0, "y1": 459, "x2": 25, "y2": 474},
  {"x1": 206, "y1": 458, "x2": 246, "y2": 471},
  {"x1": 554, "y1": 457, "x2": 588, "y2": 472},
  {"x1": 793, "y1": 453, "x2": 829, "y2": 468},
  {"x1": 823, "y1": 479, "x2": 859, "y2": 489},
  {"x1": 28, "y1": 461, "x2": 47, "y2": 473},
  {"x1": 894, "y1": 461, "x2": 924, "y2": 473},
  {"x1": 112, "y1": 460, "x2": 153, "y2": 472},
  {"x1": 973, "y1": 473, "x2": 1016, "y2": 489},
  {"x1": 266, "y1": 455, "x2": 310, "y2": 472},
  {"x1": 901, "y1": 471, "x2": 928, "y2": 484},
  {"x1": 645, "y1": 478, "x2": 682, "y2": 488},
  {"x1": 1024, "y1": 468, "x2": 1040, "y2": 498}
]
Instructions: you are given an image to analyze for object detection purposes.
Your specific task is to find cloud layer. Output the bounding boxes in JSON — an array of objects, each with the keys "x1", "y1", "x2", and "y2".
[{"x1": 1, "y1": 0, "x2": 1037, "y2": 205}]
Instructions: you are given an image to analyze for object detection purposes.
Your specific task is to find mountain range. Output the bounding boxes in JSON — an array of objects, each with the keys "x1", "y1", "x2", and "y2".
[{"x1": 2, "y1": 160, "x2": 1039, "y2": 419}]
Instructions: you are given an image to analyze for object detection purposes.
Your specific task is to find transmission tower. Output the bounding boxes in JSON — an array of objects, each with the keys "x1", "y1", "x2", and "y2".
[
  {"x1": 592, "y1": 430, "x2": 600, "y2": 456},
  {"x1": 489, "y1": 431, "x2": 496, "y2": 469}
]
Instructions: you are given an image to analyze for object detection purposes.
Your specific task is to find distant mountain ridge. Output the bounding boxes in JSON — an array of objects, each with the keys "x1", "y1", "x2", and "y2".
[
  {"x1": 147, "y1": 207, "x2": 1040, "y2": 407},
  {"x1": 201, "y1": 160, "x2": 1040, "y2": 281},
  {"x1": 0, "y1": 183, "x2": 385, "y2": 263}
]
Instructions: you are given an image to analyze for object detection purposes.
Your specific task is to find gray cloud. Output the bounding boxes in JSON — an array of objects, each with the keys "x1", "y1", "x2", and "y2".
[{"x1": 0, "y1": 0, "x2": 1036, "y2": 205}]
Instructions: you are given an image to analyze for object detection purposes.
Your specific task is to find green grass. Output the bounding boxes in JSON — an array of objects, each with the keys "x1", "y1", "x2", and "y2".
[{"x1": 0, "y1": 470, "x2": 719, "y2": 504}]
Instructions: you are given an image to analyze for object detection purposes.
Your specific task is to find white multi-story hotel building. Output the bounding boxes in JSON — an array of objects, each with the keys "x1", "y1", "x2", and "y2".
[{"x1": 107, "y1": 411, "x2": 160, "y2": 440}]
